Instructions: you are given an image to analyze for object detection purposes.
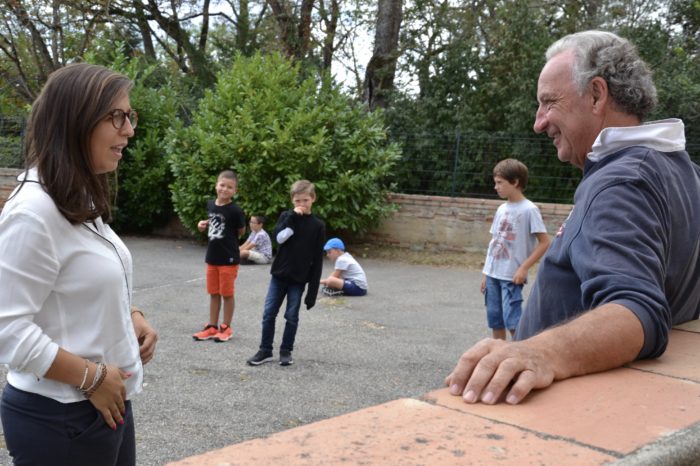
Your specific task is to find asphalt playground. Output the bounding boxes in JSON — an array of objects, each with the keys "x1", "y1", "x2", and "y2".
[{"x1": 0, "y1": 236, "x2": 490, "y2": 465}]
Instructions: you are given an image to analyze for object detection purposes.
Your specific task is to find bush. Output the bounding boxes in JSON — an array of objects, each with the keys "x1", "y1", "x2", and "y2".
[
  {"x1": 0, "y1": 135, "x2": 23, "y2": 168},
  {"x1": 0, "y1": 117, "x2": 25, "y2": 168},
  {"x1": 168, "y1": 53, "x2": 400, "y2": 236}
]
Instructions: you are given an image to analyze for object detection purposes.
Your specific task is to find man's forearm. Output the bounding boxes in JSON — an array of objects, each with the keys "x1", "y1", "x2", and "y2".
[{"x1": 529, "y1": 303, "x2": 644, "y2": 380}]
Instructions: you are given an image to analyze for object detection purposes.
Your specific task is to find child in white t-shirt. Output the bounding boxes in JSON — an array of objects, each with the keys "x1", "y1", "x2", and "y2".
[
  {"x1": 481, "y1": 159, "x2": 550, "y2": 340},
  {"x1": 320, "y1": 238, "x2": 368, "y2": 297}
]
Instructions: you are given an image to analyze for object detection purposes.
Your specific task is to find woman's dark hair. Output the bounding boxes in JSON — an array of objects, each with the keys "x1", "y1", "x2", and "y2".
[{"x1": 23, "y1": 63, "x2": 133, "y2": 224}]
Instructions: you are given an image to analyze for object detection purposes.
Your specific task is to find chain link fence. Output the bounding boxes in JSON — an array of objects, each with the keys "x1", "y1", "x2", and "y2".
[
  {"x1": 390, "y1": 130, "x2": 700, "y2": 204},
  {"x1": 390, "y1": 131, "x2": 582, "y2": 204},
  {"x1": 2, "y1": 117, "x2": 698, "y2": 205}
]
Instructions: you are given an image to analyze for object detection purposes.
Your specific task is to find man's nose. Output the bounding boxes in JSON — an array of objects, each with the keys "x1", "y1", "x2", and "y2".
[{"x1": 533, "y1": 105, "x2": 547, "y2": 134}]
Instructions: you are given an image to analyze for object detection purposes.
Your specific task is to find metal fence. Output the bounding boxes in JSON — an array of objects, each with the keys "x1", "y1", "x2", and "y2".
[
  {"x1": 390, "y1": 131, "x2": 581, "y2": 204},
  {"x1": 390, "y1": 130, "x2": 700, "y2": 204},
  {"x1": 2, "y1": 117, "x2": 698, "y2": 205}
]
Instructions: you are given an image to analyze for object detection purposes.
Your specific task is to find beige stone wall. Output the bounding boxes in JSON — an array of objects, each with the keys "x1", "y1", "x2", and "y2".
[{"x1": 366, "y1": 193, "x2": 572, "y2": 253}]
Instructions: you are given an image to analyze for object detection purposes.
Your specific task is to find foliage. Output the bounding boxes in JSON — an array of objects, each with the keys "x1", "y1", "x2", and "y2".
[
  {"x1": 0, "y1": 0, "x2": 118, "y2": 104},
  {"x1": 0, "y1": 136, "x2": 23, "y2": 168},
  {"x1": 3, "y1": 0, "x2": 700, "y2": 210},
  {"x1": 168, "y1": 52, "x2": 400, "y2": 237},
  {"x1": 0, "y1": 116, "x2": 24, "y2": 168},
  {"x1": 623, "y1": 20, "x2": 700, "y2": 151},
  {"x1": 386, "y1": 0, "x2": 699, "y2": 203},
  {"x1": 388, "y1": 1, "x2": 573, "y2": 201}
]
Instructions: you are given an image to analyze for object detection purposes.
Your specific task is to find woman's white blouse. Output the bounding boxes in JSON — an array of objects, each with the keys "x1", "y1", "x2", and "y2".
[{"x1": 0, "y1": 170, "x2": 143, "y2": 402}]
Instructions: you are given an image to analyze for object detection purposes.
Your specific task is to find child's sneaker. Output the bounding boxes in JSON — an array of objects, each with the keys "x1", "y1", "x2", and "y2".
[
  {"x1": 214, "y1": 323, "x2": 233, "y2": 342},
  {"x1": 192, "y1": 324, "x2": 218, "y2": 341},
  {"x1": 322, "y1": 286, "x2": 343, "y2": 297},
  {"x1": 279, "y1": 350, "x2": 294, "y2": 366},
  {"x1": 246, "y1": 350, "x2": 274, "y2": 366}
]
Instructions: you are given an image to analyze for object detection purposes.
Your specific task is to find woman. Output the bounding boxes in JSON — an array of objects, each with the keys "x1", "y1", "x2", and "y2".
[{"x1": 0, "y1": 63, "x2": 158, "y2": 465}]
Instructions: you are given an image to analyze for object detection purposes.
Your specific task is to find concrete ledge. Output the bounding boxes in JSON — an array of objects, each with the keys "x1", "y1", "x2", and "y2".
[{"x1": 167, "y1": 325, "x2": 700, "y2": 465}]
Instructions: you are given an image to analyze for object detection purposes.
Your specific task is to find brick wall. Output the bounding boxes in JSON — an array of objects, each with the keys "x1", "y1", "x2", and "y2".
[
  {"x1": 0, "y1": 173, "x2": 572, "y2": 252},
  {"x1": 366, "y1": 193, "x2": 571, "y2": 253}
]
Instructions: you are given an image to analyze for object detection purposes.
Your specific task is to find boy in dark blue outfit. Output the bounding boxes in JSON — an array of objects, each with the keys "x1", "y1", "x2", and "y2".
[{"x1": 247, "y1": 180, "x2": 325, "y2": 366}]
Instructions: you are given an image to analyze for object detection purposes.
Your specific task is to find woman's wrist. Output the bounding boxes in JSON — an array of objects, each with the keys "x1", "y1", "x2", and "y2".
[{"x1": 77, "y1": 362, "x2": 107, "y2": 399}]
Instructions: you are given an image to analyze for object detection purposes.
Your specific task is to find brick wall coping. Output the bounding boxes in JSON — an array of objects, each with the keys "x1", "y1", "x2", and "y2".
[{"x1": 168, "y1": 320, "x2": 700, "y2": 465}]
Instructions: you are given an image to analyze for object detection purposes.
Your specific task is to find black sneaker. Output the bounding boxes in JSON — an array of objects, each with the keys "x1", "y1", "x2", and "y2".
[
  {"x1": 279, "y1": 350, "x2": 294, "y2": 366},
  {"x1": 246, "y1": 350, "x2": 274, "y2": 366}
]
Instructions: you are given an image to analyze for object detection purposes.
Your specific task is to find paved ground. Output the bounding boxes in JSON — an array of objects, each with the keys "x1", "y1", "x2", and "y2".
[{"x1": 0, "y1": 236, "x2": 492, "y2": 465}]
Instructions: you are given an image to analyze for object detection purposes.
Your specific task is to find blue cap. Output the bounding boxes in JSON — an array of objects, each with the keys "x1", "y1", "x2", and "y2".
[{"x1": 324, "y1": 237, "x2": 345, "y2": 251}]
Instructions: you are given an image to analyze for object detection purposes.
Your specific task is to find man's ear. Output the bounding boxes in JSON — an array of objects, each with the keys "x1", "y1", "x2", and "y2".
[{"x1": 589, "y1": 77, "x2": 609, "y2": 112}]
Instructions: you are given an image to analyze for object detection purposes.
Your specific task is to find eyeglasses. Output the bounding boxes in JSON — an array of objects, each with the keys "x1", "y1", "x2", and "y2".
[{"x1": 105, "y1": 109, "x2": 138, "y2": 130}]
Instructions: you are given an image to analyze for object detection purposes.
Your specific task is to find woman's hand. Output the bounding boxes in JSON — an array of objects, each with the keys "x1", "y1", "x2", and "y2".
[
  {"x1": 131, "y1": 311, "x2": 158, "y2": 364},
  {"x1": 88, "y1": 364, "x2": 130, "y2": 430}
]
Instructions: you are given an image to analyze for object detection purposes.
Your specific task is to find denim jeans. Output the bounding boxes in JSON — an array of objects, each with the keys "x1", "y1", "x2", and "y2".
[
  {"x1": 260, "y1": 275, "x2": 305, "y2": 352},
  {"x1": 484, "y1": 276, "x2": 523, "y2": 330}
]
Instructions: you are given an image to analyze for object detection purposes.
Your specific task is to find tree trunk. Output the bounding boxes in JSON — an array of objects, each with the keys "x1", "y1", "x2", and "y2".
[
  {"x1": 363, "y1": 0, "x2": 403, "y2": 110},
  {"x1": 267, "y1": 0, "x2": 296, "y2": 58},
  {"x1": 236, "y1": 0, "x2": 251, "y2": 54},
  {"x1": 133, "y1": 0, "x2": 156, "y2": 60},
  {"x1": 296, "y1": 0, "x2": 314, "y2": 60},
  {"x1": 320, "y1": 0, "x2": 339, "y2": 72}
]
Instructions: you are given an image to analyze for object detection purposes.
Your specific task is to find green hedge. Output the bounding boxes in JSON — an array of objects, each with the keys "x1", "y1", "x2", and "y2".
[{"x1": 168, "y1": 53, "x2": 400, "y2": 237}]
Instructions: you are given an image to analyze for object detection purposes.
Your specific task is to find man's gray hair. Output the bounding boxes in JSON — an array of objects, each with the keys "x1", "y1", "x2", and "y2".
[{"x1": 546, "y1": 30, "x2": 657, "y2": 120}]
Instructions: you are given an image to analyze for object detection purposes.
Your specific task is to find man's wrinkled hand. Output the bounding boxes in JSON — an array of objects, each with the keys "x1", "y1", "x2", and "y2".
[{"x1": 444, "y1": 338, "x2": 556, "y2": 405}]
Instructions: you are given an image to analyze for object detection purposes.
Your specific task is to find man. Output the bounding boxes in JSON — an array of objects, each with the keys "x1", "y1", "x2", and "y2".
[{"x1": 446, "y1": 30, "x2": 700, "y2": 405}]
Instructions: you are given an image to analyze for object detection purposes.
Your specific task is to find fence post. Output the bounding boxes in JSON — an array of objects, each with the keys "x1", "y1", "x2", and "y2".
[{"x1": 450, "y1": 131, "x2": 461, "y2": 197}]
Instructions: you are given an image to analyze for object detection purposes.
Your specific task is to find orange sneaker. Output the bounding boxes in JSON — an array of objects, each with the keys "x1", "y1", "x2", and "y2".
[
  {"x1": 193, "y1": 324, "x2": 218, "y2": 341},
  {"x1": 214, "y1": 323, "x2": 233, "y2": 342}
]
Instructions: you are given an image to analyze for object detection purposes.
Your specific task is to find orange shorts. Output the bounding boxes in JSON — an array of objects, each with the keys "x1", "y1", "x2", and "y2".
[{"x1": 206, "y1": 264, "x2": 239, "y2": 297}]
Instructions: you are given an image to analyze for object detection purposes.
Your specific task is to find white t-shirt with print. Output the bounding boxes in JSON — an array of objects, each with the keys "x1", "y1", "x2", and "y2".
[{"x1": 482, "y1": 199, "x2": 547, "y2": 281}]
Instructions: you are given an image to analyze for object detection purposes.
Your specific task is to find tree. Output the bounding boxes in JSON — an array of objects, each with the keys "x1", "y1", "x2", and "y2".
[
  {"x1": 0, "y1": 0, "x2": 109, "y2": 102},
  {"x1": 669, "y1": 0, "x2": 700, "y2": 48},
  {"x1": 106, "y1": 0, "x2": 218, "y2": 86}
]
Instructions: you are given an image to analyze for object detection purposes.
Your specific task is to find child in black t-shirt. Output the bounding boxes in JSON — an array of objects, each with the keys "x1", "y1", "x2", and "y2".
[{"x1": 192, "y1": 170, "x2": 246, "y2": 343}]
